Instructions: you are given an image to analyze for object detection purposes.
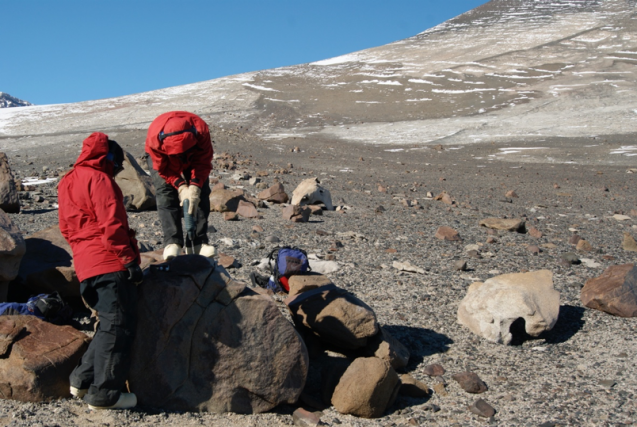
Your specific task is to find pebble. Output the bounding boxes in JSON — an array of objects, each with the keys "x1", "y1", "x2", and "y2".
[
  {"x1": 424, "y1": 364, "x2": 446, "y2": 377},
  {"x1": 468, "y1": 398, "x2": 495, "y2": 418}
]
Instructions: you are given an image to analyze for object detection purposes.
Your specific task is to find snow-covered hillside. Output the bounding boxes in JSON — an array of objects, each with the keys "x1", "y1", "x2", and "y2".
[{"x1": 0, "y1": 0, "x2": 636, "y2": 154}]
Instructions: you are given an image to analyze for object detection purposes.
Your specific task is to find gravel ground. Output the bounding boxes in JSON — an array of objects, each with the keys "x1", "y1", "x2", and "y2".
[{"x1": 3, "y1": 129, "x2": 637, "y2": 427}]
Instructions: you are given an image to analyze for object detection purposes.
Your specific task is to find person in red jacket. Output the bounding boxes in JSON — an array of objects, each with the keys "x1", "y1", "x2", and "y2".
[
  {"x1": 145, "y1": 111, "x2": 216, "y2": 260},
  {"x1": 58, "y1": 132, "x2": 142, "y2": 410}
]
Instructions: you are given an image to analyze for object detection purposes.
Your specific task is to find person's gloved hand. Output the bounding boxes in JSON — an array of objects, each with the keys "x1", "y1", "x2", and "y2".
[
  {"x1": 187, "y1": 185, "x2": 201, "y2": 215},
  {"x1": 178, "y1": 184, "x2": 189, "y2": 206},
  {"x1": 124, "y1": 262, "x2": 144, "y2": 285}
]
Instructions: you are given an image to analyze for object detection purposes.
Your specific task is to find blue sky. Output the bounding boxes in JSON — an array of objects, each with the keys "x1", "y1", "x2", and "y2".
[{"x1": 2, "y1": 0, "x2": 487, "y2": 105}]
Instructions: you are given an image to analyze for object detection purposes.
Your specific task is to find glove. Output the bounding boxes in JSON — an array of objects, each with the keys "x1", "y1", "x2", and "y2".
[
  {"x1": 124, "y1": 262, "x2": 143, "y2": 285},
  {"x1": 178, "y1": 185, "x2": 189, "y2": 206},
  {"x1": 187, "y1": 185, "x2": 201, "y2": 216}
]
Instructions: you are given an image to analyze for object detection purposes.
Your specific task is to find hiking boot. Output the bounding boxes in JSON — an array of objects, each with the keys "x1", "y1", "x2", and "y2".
[
  {"x1": 163, "y1": 244, "x2": 181, "y2": 261},
  {"x1": 70, "y1": 386, "x2": 87, "y2": 399},
  {"x1": 88, "y1": 392, "x2": 137, "y2": 410},
  {"x1": 198, "y1": 244, "x2": 217, "y2": 258},
  {"x1": 185, "y1": 244, "x2": 217, "y2": 257}
]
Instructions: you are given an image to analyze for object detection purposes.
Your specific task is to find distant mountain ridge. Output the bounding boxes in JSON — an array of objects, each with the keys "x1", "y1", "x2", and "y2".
[{"x1": 0, "y1": 92, "x2": 32, "y2": 108}]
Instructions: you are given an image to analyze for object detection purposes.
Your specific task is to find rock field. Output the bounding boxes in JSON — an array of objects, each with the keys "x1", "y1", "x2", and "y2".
[{"x1": 1, "y1": 125, "x2": 636, "y2": 427}]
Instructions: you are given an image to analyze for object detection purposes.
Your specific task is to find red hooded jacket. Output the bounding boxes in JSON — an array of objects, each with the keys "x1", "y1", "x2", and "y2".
[
  {"x1": 58, "y1": 132, "x2": 140, "y2": 283},
  {"x1": 145, "y1": 111, "x2": 213, "y2": 189}
]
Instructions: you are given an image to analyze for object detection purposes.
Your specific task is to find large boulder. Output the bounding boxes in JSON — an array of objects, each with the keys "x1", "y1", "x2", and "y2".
[
  {"x1": 291, "y1": 178, "x2": 334, "y2": 210},
  {"x1": 331, "y1": 357, "x2": 400, "y2": 418},
  {"x1": 114, "y1": 151, "x2": 156, "y2": 211},
  {"x1": 129, "y1": 255, "x2": 308, "y2": 413},
  {"x1": 0, "y1": 211, "x2": 26, "y2": 302},
  {"x1": 0, "y1": 153, "x2": 19, "y2": 214},
  {"x1": 15, "y1": 225, "x2": 82, "y2": 310},
  {"x1": 457, "y1": 270, "x2": 560, "y2": 345},
  {"x1": 581, "y1": 264, "x2": 637, "y2": 317},
  {"x1": 286, "y1": 284, "x2": 379, "y2": 350},
  {"x1": 0, "y1": 316, "x2": 89, "y2": 402}
]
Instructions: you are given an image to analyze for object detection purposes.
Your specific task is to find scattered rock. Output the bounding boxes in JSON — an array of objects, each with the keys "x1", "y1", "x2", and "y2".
[
  {"x1": 622, "y1": 232, "x2": 637, "y2": 252},
  {"x1": 434, "y1": 191, "x2": 454, "y2": 205},
  {"x1": 479, "y1": 218, "x2": 526, "y2": 232},
  {"x1": 613, "y1": 214, "x2": 631, "y2": 221},
  {"x1": 292, "y1": 408, "x2": 321, "y2": 427},
  {"x1": 331, "y1": 357, "x2": 400, "y2": 418},
  {"x1": 129, "y1": 256, "x2": 308, "y2": 413},
  {"x1": 218, "y1": 253, "x2": 239, "y2": 269},
  {"x1": 393, "y1": 261, "x2": 425, "y2": 274},
  {"x1": 569, "y1": 234, "x2": 582, "y2": 245},
  {"x1": 223, "y1": 212, "x2": 239, "y2": 221},
  {"x1": 424, "y1": 364, "x2": 446, "y2": 377},
  {"x1": 505, "y1": 190, "x2": 518, "y2": 198},
  {"x1": 528, "y1": 227, "x2": 543, "y2": 238},
  {"x1": 291, "y1": 178, "x2": 334, "y2": 210},
  {"x1": 452, "y1": 371, "x2": 488, "y2": 394},
  {"x1": 560, "y1": 252, "x2": 581, "y2": 265},
  {"x1": 580, "y1": 258, "x2": 601, "y2": 268},
  {"x1": 457, "y1": 270, "x2": 560, "y2": 344},
  {"x1": 454, "y1": 260, "x2": 468, "y2": 271},
  {"x1": 576, "y1": 239, "x2": 593, "y2": 252},
  {"x1": 469, "y1": 398, "x2": 496, "y2": 418},
  {"x1": 257, "y1": 182, "x2": 289, "y2": 204},
  {"x1": 435, "y1": 226, "x2": 461, "y2": 241},
  {"x1": 209, "y1": 188, "x2": 249, "y2": 212},
  {"x1": 399, "y1": 374, "x2": 430, "y2": 398},
  {"x1": 282, "y1": 205, "x2": 312, "y2": 223},
  {"x1": 527, "y1": 245, "x2": 541, "y2": 255},
  {"x1": 308, "y1": 259, "x2": 340, "y2": 275},
  {"x1": 236, "y1": 200, "x2": 260, "y2": 219},
  {"x1": 581, "y1": 264, "x2": 637, "y2": 317},
  {"x1": 0, "y1": 316, "x2": 89, "y2": 402}
]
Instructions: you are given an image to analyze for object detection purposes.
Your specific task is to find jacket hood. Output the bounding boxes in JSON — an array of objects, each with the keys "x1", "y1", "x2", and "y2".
[
  {"x1": 149, "y1": 112, "x2": 198, "y2": 155},
  {"x1": 74, "y1": 132, "x2": 114, "y2": 174}
]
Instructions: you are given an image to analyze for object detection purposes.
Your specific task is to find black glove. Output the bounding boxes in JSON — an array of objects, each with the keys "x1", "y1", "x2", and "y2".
[{"x1": 124, "y1": 262, "x2": 144, "y2": 285}]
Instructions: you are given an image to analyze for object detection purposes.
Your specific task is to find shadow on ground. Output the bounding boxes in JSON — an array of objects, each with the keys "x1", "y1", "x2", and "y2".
[{"x1": 384, "y1": 325, "x2": 453, "y2": 369}]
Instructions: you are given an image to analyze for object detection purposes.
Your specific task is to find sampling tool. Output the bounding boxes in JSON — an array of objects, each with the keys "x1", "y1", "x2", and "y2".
[{"x1": 182, "y1": 199, "x2": 197, "y2": 255}]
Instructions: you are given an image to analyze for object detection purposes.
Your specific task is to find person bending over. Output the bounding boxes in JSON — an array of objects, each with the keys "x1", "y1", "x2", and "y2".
[
  {"x1": 59, "y1": 132, "x2": 143, "y2": 410},
  {"x1": 145, "y1": 111, "x2": 216, "y2": 260}
]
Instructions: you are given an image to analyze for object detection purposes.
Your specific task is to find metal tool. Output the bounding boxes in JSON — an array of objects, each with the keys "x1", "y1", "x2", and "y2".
[{"x1": 183, "y1": 199, "x2": 197, "y2": 255}]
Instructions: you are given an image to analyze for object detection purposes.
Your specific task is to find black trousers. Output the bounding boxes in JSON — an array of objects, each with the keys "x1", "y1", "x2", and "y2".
[
  {"x1": 70, "y1": 271, "x2": 137, "y2": 407},
  {"x1": 147, "y1": 157, "x2": 211, "y2": 247}
]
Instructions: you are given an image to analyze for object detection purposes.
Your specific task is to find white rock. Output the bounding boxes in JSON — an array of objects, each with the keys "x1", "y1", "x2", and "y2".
[
  {"x1": 457, "y1": 270, "x2": 560, "y2": 345},
  {"x1": 613, "y1": 214, "x2": 632, "y2": 221},
  {"x1": 392, "y1": 261, "x2": 425, "y2": 274},
  {"x1": 580, "y1": 258, "x2": 601, "y2": 268},
  {"x1": 219, "y1": 238, "x2": 240, "y2": 248},
  {"x1": 309, "y1": 259, "x2": 340, "y2": 274},
  {"x1": 464, "y1": 244, "x2": 480, "y2": 252},
  {"x1": 291, "y1": 178, "x2": 334, "y2": 210}
]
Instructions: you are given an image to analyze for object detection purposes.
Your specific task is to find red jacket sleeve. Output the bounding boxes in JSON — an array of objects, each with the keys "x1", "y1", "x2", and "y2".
[{"x1": 91, "y1": 174, "x2": 140, "y2": 266}]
